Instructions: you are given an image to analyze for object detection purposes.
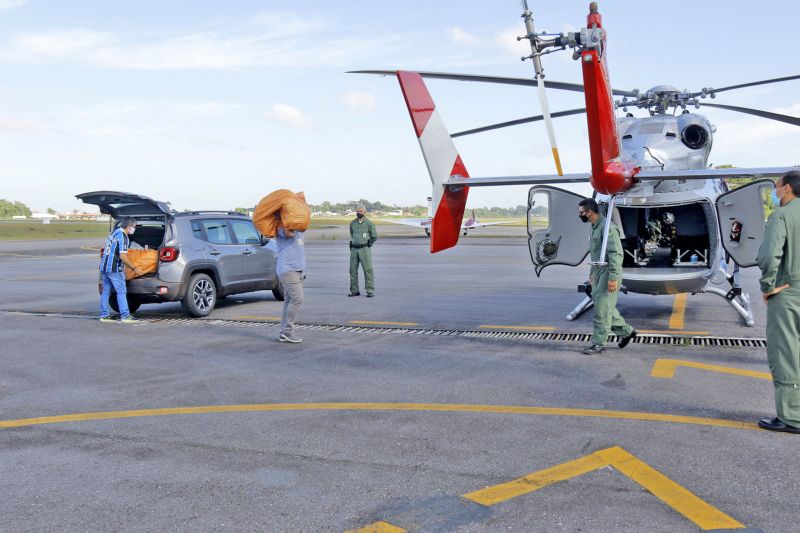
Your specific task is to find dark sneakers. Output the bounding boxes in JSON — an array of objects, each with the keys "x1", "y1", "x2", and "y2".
[
  {"x1": 583, "y1": 344, "x2": 605, "y2": 355},
  {"x1": 618, "y1": 329, "x2": 637, "y2": 349},
  {"x1": 348, "y1": 292, "x2": 360, "y2": 297},
  {"x1": 366, "y1": 293, "x2": 374, "y2": 298},
  {"x1": 758, "y1": 417, "x2": 800, "y2": 434}
]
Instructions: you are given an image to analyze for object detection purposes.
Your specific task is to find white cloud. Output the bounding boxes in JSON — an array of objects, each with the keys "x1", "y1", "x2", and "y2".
[
  {"x1": 341, "y1": 90, "x2": 375, "y2": 112},
  {"x1": 0, "y1": 0, "x2": 26, "y2": 11},
  {"x1": 495, "y1": 26, "x2": 529, "y2": 57},
  {"x1": 0, "y1": 11, "x2": 391, "y2": 70},
  {"x1": 267, "y1": 104, "x2": 307, "y2": 127},
  {"x1": 0, "y1": 117, "x2": 38, "y2": 131},
  {"x1": 447, "y1": 27, "x2": 478, "y2": 44},
  {"x1": 9, "y1": 30, "x2": 112, "y2": 60}
]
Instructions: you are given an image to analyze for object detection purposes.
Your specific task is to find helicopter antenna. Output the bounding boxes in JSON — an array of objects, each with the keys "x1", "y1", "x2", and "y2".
[{"x1": 519, "y1": 0, "x2": 564, "y2": 176}]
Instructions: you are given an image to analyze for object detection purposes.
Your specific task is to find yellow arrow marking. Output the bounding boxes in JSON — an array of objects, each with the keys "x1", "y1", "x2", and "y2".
[
  {"x1": 651, "y1": 359, "x2": 772, "y2": 380},
  {"x1": 355, "y1": 446, "x2": 744, "y2": 531},
  {"x1": 669, "y1": 293, "x2": 687, "y2": 329},
  {"x1": 347, "y1": 521, "x2": 406, "y2": 533}
]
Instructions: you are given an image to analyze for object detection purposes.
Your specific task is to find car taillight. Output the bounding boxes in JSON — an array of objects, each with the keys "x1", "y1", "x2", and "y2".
[{"x1": 159, "y1": 247, "x2": 180, "y2": 262}]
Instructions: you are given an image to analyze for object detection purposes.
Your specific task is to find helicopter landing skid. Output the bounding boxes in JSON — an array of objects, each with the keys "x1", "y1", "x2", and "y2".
[
  {"x1": 566, "y1": 296, "x2": 594, "y2": 321},
  {"x1": 699, "y1": 287, "x2": 755, "y2": 327}
]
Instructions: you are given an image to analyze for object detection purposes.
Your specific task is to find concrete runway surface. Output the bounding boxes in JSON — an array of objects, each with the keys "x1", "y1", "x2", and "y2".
[{"x1": 0, "y1": 230, "x2": 794, "y2": 532}]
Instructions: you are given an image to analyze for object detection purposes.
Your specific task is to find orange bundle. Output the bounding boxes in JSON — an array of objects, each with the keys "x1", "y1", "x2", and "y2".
[
  {"x1": 125, "y1": 249, "x2": 158, "y2": 280},
  {"x1": 252, "y1": 189, "x2": 311, "y2": 237}
]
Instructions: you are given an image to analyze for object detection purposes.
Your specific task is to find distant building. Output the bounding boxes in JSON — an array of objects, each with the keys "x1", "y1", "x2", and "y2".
[{"x1": 30, "y1": 212, "x2": 59, "y2": 220}]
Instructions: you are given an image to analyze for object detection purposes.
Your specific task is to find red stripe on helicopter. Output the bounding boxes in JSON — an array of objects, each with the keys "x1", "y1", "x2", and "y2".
[
  {"x1": 397, "y1": 70, "x2": 435, "y2": 138},
  {"x1": 431, "y1": 155, "x2": 470, "y2": 252}
]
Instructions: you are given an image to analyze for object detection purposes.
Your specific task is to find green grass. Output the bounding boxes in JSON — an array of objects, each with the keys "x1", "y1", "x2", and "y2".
[
  {"x1": 0, "y1": 221, "x2": 110, "y2": 241},
  {"x1": 308, "y1": 216, "x2": 527, "y2": 227}
]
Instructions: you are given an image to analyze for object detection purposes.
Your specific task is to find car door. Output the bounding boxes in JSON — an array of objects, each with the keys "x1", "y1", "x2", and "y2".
[
  {"x1": 198, "y1": 219, "x2": 243, "y2": 289},
  {"x1": 716, "y1": 178, "x2": 775, "y2": 268},
  {"x1": 528, "y1": 185, "x2": 591, "y2": 277},
  {"x1": 230, "y1": 218, "x2": 276, "y2": 289}
]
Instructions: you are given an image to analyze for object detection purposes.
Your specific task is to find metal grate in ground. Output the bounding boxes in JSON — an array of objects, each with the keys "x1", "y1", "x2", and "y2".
[{"x1": 0, "y1": 310, "x2": 767, "y2": 348}]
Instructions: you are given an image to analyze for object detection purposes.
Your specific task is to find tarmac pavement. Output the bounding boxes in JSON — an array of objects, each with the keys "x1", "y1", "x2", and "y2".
[{"x1": 0, "y1": 232, "x2": 793, "y2": 532}]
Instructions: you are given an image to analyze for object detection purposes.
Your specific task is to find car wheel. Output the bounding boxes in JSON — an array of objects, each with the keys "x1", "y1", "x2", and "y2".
[
  {"x1": 181, "y1": 273, "x2": 217, "y2": 317},
  {"x1": 272, "y1": 280, "x2": 285, "y2": 301},
  {"x1": 108, "y1": 295, "x2": 141, "y2": 315}
]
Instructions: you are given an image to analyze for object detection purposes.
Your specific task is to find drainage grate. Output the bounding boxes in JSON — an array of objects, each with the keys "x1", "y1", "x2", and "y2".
[{"x1": 0, "y1": 310, "x2": 767, "y2": 348}]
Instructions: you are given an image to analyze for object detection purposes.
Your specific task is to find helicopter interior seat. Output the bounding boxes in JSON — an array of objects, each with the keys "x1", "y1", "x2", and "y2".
[
  {"x1": 612, "y1": 206, "x2": 644, "y2": 267},
  {"x1": 672, "y1": 205, "x2": 710, "y2": 264}
]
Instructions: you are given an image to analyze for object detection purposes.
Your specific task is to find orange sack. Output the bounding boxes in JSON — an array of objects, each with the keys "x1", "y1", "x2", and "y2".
[
  {"x1": 252, "y1": 189, "x2": 311, "y2": 237},
  {"x1": 125, "y1": 249, "x2": 158, "y2": 280}
]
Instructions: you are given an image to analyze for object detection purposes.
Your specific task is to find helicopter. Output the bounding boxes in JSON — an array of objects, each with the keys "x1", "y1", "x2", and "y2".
[{"x1": 352, "y1": 1, "x2": 799, "y2": 327}]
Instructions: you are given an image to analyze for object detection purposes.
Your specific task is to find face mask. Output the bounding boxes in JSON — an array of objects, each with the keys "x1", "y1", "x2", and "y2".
[
  {"x1": 356, "y1": 213, "x2": 364, "y2": 219},
  {"x1": 579, "y1": 214, "x2": 589, "y2": 223},
  {"x1": 773, "y1": 186, "x2": 786, "y2": 207}
]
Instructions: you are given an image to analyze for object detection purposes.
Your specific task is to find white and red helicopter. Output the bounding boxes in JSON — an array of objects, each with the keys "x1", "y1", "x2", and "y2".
[{"x1": 354, "y1": 1, "x2": 799, "y2": 326}]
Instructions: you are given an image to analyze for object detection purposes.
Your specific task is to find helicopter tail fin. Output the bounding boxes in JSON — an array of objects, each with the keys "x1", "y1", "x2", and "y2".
[{"x1": 396, "y1": 71, "x2": 469, "y2": 253}]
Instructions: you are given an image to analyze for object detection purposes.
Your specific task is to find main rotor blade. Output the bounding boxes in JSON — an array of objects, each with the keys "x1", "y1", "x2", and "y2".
[
  {"x1": 704, "y1": 74, "x2": 800, "y2": 96},
  {"x1": 451, "y1": 108, "x2": 586, "y2": 138},
  {"x1": 700, "y1": 103, "x2": 800, "y2": 126},
  {"x1": 349, "y1": 70, "x2": 639, "y2": 97}
]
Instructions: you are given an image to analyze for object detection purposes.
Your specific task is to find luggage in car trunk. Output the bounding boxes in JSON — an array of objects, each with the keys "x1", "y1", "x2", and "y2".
[{"x1": 125, "y1": 249, "x2": 159, "y2": 280}]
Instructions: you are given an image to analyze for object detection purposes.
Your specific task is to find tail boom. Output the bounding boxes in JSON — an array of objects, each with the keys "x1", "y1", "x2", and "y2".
[{"x1": 397, "y1": 71, "x2": 469, "y2": 253}]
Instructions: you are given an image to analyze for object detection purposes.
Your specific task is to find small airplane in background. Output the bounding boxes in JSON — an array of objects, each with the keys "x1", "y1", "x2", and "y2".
[{"x1": 385, "y1": 198, "x2": 514, "y2": 236}]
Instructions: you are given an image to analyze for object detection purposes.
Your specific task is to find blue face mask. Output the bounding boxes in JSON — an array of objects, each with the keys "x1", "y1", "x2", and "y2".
[{"x1": 772, "y1": 190, "x2": 781, "y2": 207}]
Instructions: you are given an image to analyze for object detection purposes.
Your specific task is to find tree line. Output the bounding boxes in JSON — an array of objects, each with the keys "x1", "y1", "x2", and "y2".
[
  {"x1": 236, "y1": 200, "x2": 530, "y2": 217},
  {"x1": 0, "y1": 199, "x2": 32, "y2": 218}
]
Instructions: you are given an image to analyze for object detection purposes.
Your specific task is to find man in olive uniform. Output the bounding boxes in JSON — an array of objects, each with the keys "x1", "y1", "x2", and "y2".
[
  {"x1": 349, "y1": 205, "x2": 378, "y2": 297},
  {"x1": 578, "y1": 198, "x2": 637, "y2": 355},
  {"x1": 757, "y1": 170, "x2": 800, "y2": 434}
]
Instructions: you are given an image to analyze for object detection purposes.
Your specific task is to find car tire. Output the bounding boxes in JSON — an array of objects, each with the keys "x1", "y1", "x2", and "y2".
[
  {"x1": 272, "y1": 280, "x2": 285, "y2": 301},
  {"x1": 108, "y1": 295, "x2": 141, "y2": 315},
  {"x1": 181, "y1": 273, "x2": 217, "y2": 317}
]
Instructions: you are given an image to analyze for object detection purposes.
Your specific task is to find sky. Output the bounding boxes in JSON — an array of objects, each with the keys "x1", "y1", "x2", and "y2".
[{"x1": 0, "y1": 0, "x2": 799, "y2": 213}]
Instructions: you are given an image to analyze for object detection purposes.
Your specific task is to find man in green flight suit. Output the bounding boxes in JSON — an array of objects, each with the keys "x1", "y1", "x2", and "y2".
[
  {"x1": 757, "y1": 170, "x2": 800, "y2": 434},
  {"x1": 578, "y1": 198, "x2": 637, "y2": 355},
  {"x1": 349, "y1": 204, "x2": 378, "y2": 297}
]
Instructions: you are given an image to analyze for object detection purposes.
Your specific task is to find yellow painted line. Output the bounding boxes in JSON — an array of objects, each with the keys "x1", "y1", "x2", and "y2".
[
  {"x1": 669, "y1": 293, "x2": 687, "y2": 330},
  {"x1": 0, "y1": 402, "x2": 760, "y2": 431},
  {"x1": 359, "y1": 446, "x2": 743, "y2": 531},
  {"x1": 349, "y1": 320, "x2": 418, "y2": 327},
  {"x1": 464, "y1": 449, "x2": 607, "y2": 505},
  {"x1": 639, "y1": 329, "x2": 709, "y2": 336},
  {"x1": 234, "y1": 315, "x2": 281, "y2": 321},
  {"x1": 346, "y1": 521, "x2": 406, "y2": 533},
  {"x1": 651, "y1": 359, "x2": 772, "y2": 380},
  {"x1": 599, "y1": 447, "x2": 745, "y2": 530},
  {"x1": 0, "y1": 270, "x2": 90, "y2": 282},
  {"x1": 464, "y1": 446, "x2": 744, "y2": 530},
  {"x1": 479, "y1": 325, "x2": 556, "y2": 331}
]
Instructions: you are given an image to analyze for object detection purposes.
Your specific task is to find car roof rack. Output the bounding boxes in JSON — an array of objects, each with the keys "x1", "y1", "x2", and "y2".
[{"x1": 175, "y1": 211, "x2": 249, "y2": 217}]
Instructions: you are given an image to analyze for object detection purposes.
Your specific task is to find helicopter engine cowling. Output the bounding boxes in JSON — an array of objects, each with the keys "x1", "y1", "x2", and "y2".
[{"x1": 677, "y1": 114, "x2": 713, "y2": 151}]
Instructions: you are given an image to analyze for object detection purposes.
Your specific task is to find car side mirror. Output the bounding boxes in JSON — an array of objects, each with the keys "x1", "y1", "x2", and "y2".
[{"x1": 260, "y1": 235, "x2": 269, "y2": 246}]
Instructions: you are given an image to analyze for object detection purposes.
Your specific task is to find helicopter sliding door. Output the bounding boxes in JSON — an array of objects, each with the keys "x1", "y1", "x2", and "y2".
[
  {"x1": 528, "y1": 185, "x2": 590, "y2": 277},
  {"x1": 716, "y1": 178, "x2": 775, "y2": 268}
]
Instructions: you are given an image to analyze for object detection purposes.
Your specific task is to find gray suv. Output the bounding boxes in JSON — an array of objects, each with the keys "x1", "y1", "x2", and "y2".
[{"x1": 77, "y1": 191, "x2": 283, "y2": 317}]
